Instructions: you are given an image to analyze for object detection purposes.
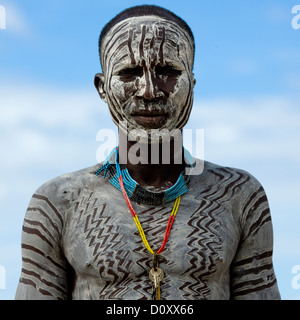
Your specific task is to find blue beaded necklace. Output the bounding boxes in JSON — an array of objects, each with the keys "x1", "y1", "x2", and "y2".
[{"x1": 95, "y1": 147, "x2": 192, "y2": 205}]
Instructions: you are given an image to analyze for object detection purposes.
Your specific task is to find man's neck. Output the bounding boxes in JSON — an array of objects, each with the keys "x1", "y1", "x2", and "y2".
[{"x1": 118, "y1": 134, "x2": 185, "y2": 189}]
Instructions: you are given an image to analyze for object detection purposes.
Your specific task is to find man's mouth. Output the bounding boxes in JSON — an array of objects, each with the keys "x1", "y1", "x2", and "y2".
[{"x1": 131, "y1": 110, "x2": 169, "y2": 128}]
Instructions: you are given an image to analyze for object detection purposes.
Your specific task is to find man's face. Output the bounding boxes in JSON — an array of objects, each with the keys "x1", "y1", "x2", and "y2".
[{"x1": 97, "y1": 16, "x2": 195, "y2": 141}]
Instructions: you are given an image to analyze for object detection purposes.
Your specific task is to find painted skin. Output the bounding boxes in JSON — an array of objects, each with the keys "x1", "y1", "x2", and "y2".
[
  {"x1": 95, "y1": 16, "x2": 196, "y2": 142},
  {"x1": 15, "y1": 12, "x2": 281, "y2": 300}
]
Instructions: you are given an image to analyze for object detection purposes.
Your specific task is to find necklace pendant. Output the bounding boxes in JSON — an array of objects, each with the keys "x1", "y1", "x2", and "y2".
[
  {"x1": 149, "y1": 267, "x2": 164, "y2": 287},
  {"x1": 152, "y1": 281, "x2": 161, "y2": 300},
  {"x1": 149, "y1": 267, "x2": 164, "y2": 300}
]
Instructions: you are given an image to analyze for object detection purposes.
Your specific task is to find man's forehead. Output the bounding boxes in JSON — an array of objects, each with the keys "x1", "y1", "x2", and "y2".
[
  {"x1": 100, "y1": 15, "x2": 194, "y2": 68},
  {"x1": 101, "y1": 15, "x2": 193, "y2": 47}
]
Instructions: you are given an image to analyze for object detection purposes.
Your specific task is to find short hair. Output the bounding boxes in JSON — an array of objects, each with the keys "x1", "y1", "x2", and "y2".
[{"x1": 98, "y1": 5, "x2": 195, "y2": 69}]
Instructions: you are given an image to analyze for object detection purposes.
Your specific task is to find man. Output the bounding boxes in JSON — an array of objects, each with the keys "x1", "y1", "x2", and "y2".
[{"x1": 15, "y1": 5, "x2": 280, "y2": 300}]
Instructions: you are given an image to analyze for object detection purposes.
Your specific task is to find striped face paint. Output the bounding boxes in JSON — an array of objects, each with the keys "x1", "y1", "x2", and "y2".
[{"x1": 100, "y1": 16, "x2": 195, "y2": 141}]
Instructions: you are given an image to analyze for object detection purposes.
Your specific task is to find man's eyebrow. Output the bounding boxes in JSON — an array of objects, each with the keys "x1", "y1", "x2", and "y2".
[
  {"x1": 162, "y1": 60, "x2": 185, "y2": 70},
  {"x1": 112, "y1": 62, "x2": 137, "y2": 75}
]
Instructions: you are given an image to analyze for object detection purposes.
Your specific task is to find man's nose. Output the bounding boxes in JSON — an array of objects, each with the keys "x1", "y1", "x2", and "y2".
[{"x1": 136, "y1": 70, "x2": 163, "y2": 100}]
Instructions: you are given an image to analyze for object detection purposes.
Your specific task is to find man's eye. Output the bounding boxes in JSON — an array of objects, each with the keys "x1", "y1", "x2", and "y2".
[
  {"x1": 155, "y1": 66, "x2": 182, "y2": 77},
  {"x1": 117, "y1": 67, "x2": 143, "y2": 78}
]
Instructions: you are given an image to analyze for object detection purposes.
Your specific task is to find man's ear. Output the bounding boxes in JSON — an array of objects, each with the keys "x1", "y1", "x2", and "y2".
[
  {"x1": 94, "y1": 73, "x2": 107, "y2": 102},
  {"x1": 192, "y1": 73, "x2": 196, "y2": 88}
]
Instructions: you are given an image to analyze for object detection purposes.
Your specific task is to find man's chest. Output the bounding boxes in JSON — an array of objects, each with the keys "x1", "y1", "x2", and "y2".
[{"x1": 62, "y1": 187, "x2": 241, "y2": 299}]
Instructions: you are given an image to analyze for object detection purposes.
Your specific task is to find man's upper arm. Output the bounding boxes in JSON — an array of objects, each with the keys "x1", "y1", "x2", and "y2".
[
  {"x1": 230, "y1": 181, "x2": 281, "y2": 300},
  {"x1": 15, "y1": 190, "x2": 69, "y2": 300}
]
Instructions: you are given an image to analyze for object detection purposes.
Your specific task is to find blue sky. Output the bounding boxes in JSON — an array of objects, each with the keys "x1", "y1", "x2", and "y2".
[{"x1": 0, "y1": 0, "x2": 300, "y2": 299}]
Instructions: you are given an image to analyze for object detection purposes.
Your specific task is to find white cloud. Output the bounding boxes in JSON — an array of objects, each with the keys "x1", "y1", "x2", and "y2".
[
  {"x1": 0, "y1": 83, "x2": 107, "y2": 129},
  {"x1": 187, "y1": 96, "x2": 300, "y2": 164},
  {"x1": 0, "y1": 82, "x2": 113, "y2": 201}
]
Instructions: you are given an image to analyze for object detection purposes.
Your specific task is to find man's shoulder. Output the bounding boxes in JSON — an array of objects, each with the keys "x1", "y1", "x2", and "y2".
[
  {"x1": 204, "y1": 160, "x2": 254, "y2": 177},
  {"x1": 191, "y1": 159, "x2": 264, "y2": 192},
  {"x1": 31, "y1": 163, "x2": 104, "y2": 209},
  {"x1": 37, "y1": 163, "x2": 100, "y2": 193}
]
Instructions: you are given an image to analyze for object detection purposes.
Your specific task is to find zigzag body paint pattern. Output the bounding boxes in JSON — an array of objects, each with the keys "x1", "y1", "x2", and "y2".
[{"x1": 15, "y1": 159, "x2": 280, "y2": 300}]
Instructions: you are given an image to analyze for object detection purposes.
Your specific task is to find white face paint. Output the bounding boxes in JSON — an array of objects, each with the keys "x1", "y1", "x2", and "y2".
[{"x1": 99, "y1": 16, "x2": 195, "y2": 142}]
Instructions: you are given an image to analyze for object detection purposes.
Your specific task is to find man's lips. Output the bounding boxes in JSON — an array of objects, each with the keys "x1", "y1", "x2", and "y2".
[
  {"x1": 131, "y1": 110, "x2": 168, "y2": 127},
  {"x1": 131, "y1": 110, "x2": 168, "y2": 116}
]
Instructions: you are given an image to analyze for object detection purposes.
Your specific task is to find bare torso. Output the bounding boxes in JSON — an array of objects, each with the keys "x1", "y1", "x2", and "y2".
[{"x1": 15, "y1": 156, "x2": 280, "y2": 300}]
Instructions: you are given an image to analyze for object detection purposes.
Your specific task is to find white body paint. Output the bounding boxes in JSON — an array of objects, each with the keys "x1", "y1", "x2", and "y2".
[{"x1": 100, "y1": 16, "x2": 195, "y2": 142}]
